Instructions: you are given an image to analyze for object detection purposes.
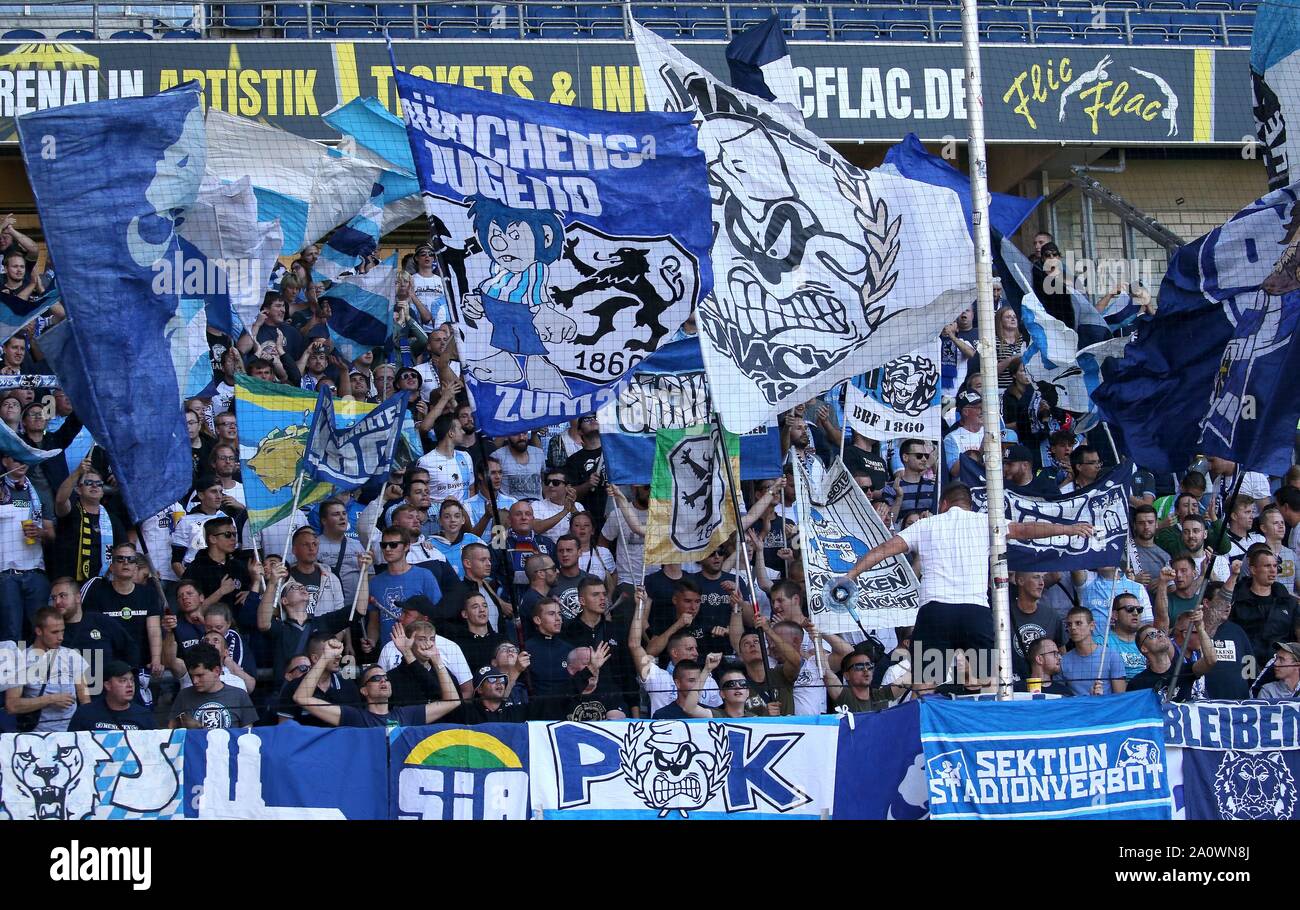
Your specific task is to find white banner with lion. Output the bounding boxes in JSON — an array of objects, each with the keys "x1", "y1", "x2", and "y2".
[{"x1": 844, "y1": 342, "x2": 942, "y2": 442}]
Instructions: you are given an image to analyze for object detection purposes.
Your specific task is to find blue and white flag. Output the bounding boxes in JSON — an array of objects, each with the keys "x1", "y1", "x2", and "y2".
[
  {"x1": 389, "y1": 724, "x2": 531, "y2": 820},
  {"x1": 18, "y1": 84, "x2": 205, "y2": 523},
  {"x1": 725, "y1": 14, "x2": 802, "y2": 121},
  {"x1": 920, "y1": 690, "x2": 1172, "y2": 820},
  {"x1": 1074, "y1": 334, "x2": 1131, "y2": 433},
  {"x1": 322, "y1": 253, "x2": 398, "y2": 363},
  {"x1": 597, "y1": 335, "x2": 781, "y2": 485},
  {"x1": 832, "y1": 700, "x2": 930, "y2": 820},
  {"x1": 635, "y1": 23, "x2": 975, "y2": 434},
  {"x1": 1163, "y1": 699, "x2": 1300, "y2": 821},
  {"x1": 395, "y1": 62, "x2": 713, "y2": 437},
  {"x1": 0, "y1": 418, "x2": 61, "y2": 465},
  {"x1": 183, "y1": 726, "x2": 387, "y2": 820},
  {"x1": 1252, "y1": 0, "x2": 1300, "y2": 191},
  {"x1": 1092, "y1": 183, "x2": 1300, "y2": 475},
  {"x1": 318, "y1": 97, "x2": 423, "y2": 282},
  {"x1": 302, "y1": 386, "x2": 406, "y2": 490},
  {"x1": 964, "y1": 459, "x2": 1136, "y2": 572},
  {"x1": 844, "y1": 342, "x2": 942, "y2": 442},
  {"x1": 882, "y1": 133, "x2": 1041, "y2": 238},
  {"x1": 204, "y1": 108, "x2": 383, "y2": 256},
  {"x1": 0, "y1": 289, "x2": 58, "y2": 343}
]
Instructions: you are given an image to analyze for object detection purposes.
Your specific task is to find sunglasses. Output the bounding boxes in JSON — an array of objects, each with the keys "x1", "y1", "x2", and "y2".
[
  {"x1": 1140, "y1": 630, "x2": 1166, "y2": 645},
  {"x1": 289, "y1": 665, "x2": 311, "y2": 676},
  {"x1": 905, "y1": 452, "x2": 931, "y2": 459},
  {"x1": 363, "y1": 673, "x2": 389, "y2": 685},
  {"x1": 211, "y1": 531, "x2": 236, "y2": 539},
  {"x1": 1119, "y1": 606, "x2": 1143, "y2": 615},
  {"x1": 544, "y1": 479, "x2": 567, "y2": 486},
  {"x1": 380, "y1": 540, "x2": 406, "y2": 550},
  {"x1": 478, "y1": 674, "x2": 508, "y2": 686},
  {"x1": 847, "y1": 663, "x2": 873, "y2": 672},
  {"x1": 721, "y1": 679, "x2": 750, "y2": 690},
  {"x1": 80, "y1": 480, "x2": 104, "y2": 489},
  {"x1": 111, "y1": 554, "x2": 136, "y2": 564}
]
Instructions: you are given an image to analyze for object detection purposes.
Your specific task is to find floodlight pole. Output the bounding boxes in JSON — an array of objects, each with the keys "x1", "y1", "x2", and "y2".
[{"x1": 960, "y1": 0, "x2": 1014, "y2": 700}]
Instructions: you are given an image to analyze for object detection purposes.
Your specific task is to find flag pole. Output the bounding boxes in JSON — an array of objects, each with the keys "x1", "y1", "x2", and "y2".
[
  {"x1": 348, "y1": 526, "x2": 373, "y2": 622},
  {"x1": 960, "y1": 0, "x2": 1013, "y2": 699},
  {"x1": 271, "y1": 469, "x2": 305, "y2": 617}
]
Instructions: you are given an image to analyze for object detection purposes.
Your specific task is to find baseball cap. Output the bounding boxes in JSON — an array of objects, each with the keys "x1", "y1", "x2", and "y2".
[
  {"x1": 473, "y1": 665, "x2": 508, "y2": 689},
  {"x1": 957, "y1": 389, "x2": 982, "y2": 410},
  {"x1": 1273, "y1": 641, "x2": 1300, "y2": 661},
  {"x1": 1006, "y1": 444, "x2": 1033, "y2": 463},
  {"x1": 398, "y1": 595, "x2": 437, "y2": 619},
  {"x1": 103, "y1": 660, "x2": 134, "y2": 680}
]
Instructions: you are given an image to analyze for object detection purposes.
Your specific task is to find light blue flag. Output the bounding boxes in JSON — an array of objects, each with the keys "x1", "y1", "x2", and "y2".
[
  {"x1": 1252, "y1": 0, "x2": 1300, "y2": 191},
  {"x1": 0, "y1": 419, "x2": 60, "y2": 465},
  {"x1": 0, "y1": 288, "x2": 58, "y2": 343},
  {"x1": 323, "y1": 253, "x2": 397, "y2": 362},
  {"x1": 323, "y1": 96, "x2": 416, "y2": 172},
  {"x1": 18, "y1": 83, "x2": 205, "y2": 522},
  {"x1": 1074, "y1": 334, "x2": 1131, "y2": 433},
  {"x1": 302, "y1": 387, "x2": 407, "y2": 490}
]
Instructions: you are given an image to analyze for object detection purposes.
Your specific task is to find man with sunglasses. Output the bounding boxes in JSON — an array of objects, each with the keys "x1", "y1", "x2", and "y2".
[
  {"x1": 182, "y1": 517, "x2": 252, "y2": 611},
  {"x1": 410, "y1": 244, "x2": 449, "y2": 331},
  {"x1": 294, "y1": 639, "x2": 460, "y2": 728},
  {"x1": 1128, "y1": 609, "x2": 1216, "y2": 702},
  {"x1": 52, "y1": 458, "x2": 125, "y2": 583},
  {"x1": 883, "y1": 439, "x2": 938, "y2": 525},
  {"x1": 532, "y1": 468, "x2": 584, "y2": 540},
  {"x1": 829, "y1": 652, "x2": 888, "y2": 713},
  {"x1": 366, "y1": 528, "x2": 443, "y2": 645},
  {"x1": 82, "y1": 543, "x2": 164, "y2": 685},
  {"x1": 1100, "y1": 593, "x2": 1153, "y2": 682}
]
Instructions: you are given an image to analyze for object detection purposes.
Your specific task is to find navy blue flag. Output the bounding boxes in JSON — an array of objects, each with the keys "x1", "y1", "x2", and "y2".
[
  {"x1": 963, "y1": 458, "x2": 1135, "y2": 572},
  {"x1": 832, "y1": 701, "x2": 930, "y2": 820},
  {"x1": 1092, "y1": 183, "x2": 1300, "y2": 475},
  {"x1": 884, "y1": 134, "x2": 1041, "y2": 238},
  {"x1": 1163, "y1": 699, "x2": 1300, "y2": 820},
  {"x1": 597, "y1": 335, "x2": 781, "y2": 485},
  {"x1": 302, "y1": 386, "x2": 406, "y2": 490},
  {"x1": 921, "y1": 690, "x2": 1171, "y2": 820},
  {"x1": 388, "y1": 723, "x2": 531, "y2": 820},
  {"x1": 183, "y1": 725, "x2": 388, "y2": 819},
  {"x1": 0, "y1": 287, "x2": 58, "y2": 343},
  {"x1": 725, "y1": 14, "x2": 801, "y2": 115},
  {"x1": 17, "y1": 85, "x2": 204, "y2": 523},
  {"x1": 394, "y1": 64, "x2": 713, "y2": 437}
]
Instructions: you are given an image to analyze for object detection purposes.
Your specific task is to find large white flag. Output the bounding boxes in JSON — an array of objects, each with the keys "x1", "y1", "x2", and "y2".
[
  {"x1": 844, "y1": 342, "x2": 942, "y2": 442},
  {"x1": 633, "y1": 23, "x2": 975, "y2": 433}
]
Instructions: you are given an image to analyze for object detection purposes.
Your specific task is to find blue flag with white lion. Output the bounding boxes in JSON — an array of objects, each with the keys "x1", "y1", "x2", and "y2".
[{"x1": 393, "y1": 62, "x2": 713, "y2": 436}]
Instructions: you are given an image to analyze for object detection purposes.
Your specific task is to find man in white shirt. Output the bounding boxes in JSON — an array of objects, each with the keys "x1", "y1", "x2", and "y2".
[
  {"x1": 841, "y1": 484, "x2": 1093, "y2": 687},
  {"x1": 532, "y1": 467, "x2": 584, "y2": 540},
  {"x1": 943, "y1": 389, "x2": 985, "y2": 478},
  {"x1": 417, "y1": 414, "x2": 475, "y2": 506},
  {"x1": 3, "y1": 607, "x2": 89, "y2": 732}
]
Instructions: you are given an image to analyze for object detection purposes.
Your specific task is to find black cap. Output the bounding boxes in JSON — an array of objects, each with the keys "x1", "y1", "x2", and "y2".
[
  {"x1": 957, "y1": 389, "x2": 982, "y2": 409},
  {"x1": 399, "y1": 595, "x2": 437, "y2": 618},
  {"x1": 194, "y1": 473, "x2": 221, "y2": 491},
  {"x1": 103, "y1": 660, "x2": 134, "y2": 680},
  {"x1": 1006, "y1": 444, "x2": 1034, "y2": 463},
  {"x1": 473, "y1": 666, "x2": 508, "y2": 689}
]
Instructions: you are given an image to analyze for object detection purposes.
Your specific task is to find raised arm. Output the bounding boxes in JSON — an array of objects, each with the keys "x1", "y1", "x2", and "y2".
[
  {"x1": 843, "y1": 535, "x2": 909, "y2": 581},
  {"x1": 681, "y1": 653, "x2": 720, "y2": 719},
  {"x1": 419, "y1": 638, "x2": 463, "y2": 723},
  {"x1": 293, "y1": 640, "x2": 346, "y2": 725},
  {"x1": 1008, "y1": 521, "x2": 1094, "y2": 541},
  {"x1": 628, "y1": 587, "x2": 654, "y2": 682},
  {"x1": 606, "y1": 483, "x2": 646, "y2": 537}
]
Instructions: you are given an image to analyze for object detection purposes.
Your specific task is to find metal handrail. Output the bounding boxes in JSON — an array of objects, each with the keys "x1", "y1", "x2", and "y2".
[{"x1": 0, "y1": 1, "x2": 1260, "y2": 44}]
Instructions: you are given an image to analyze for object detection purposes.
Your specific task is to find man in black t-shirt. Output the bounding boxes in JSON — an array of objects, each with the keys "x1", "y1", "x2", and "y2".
[
  {"x1": 52, "y1": 462, "x2": 125, "y2": 584},
  {"x1": 182, "y1": 517, "x2": 252, "y2": 609},
  {"x1": 294, "y1": 641, "x2": 459, "y2": 728},
  {"x1": 563, "y1": 415, "x2": 606, "y2": 517},
  {"x1": 81, "y1": 544, "x2": 163, "y2": 674},
  {"x1": 69, "y1": 661, "x2": 156, "y2": 731},
  {"x1": 51, "y1": 577, "x2": 130, "y2": 667},
  {"x1": 1128, "y1": 612, "x2": 1217, "y2": 702}
]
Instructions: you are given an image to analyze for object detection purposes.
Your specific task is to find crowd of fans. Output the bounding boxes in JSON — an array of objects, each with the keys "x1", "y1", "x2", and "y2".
[{"x1": 0, "y1": 222, "x2": 1297, "y2": 737}]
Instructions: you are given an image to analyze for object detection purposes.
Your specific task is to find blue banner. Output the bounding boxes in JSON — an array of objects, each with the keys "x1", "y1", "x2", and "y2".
[
  {"x1": 0, "y1": 288, "x2": 56, "y2": 344},
  {"x1": 0, "y1": 419, "x2": 60, "y2": 466},
  {"x1": 395, "y1": 66, "x2": 713, "y2": 437},
  {"x1": 1162, "y1": 699, "x2": 1300, "y2": 820},
  {"x1": 389, "y1": 724, "x2": 531, "y2": 820},
  {"x1": 832, "y1": 702, "x2": 930, "y2": 820},
  {"x1": 1093, "y1": 184, "x2": 1300, "y2": 475},
  {"x1": 963, "y1": 459, "x2": 1135, "y2": 572},
  {"x1": 17, "y1": 85, "x2": 204, "y2": 523},
  {"x1": 920, "y1": 690, "x2": 1172, "y2": 820},
  {"x1": 182, "y1": 725, "x2": 387, "y2": 820},
  {"x1": 1252, "y1": 0, "x2": 1300, "y2": 191},
  {"x1": 598, "y1": 336, "x2": 781, "y2": 485},
  {"x1": 303, "y1": 387, "x2": 406, "y2": 491}
]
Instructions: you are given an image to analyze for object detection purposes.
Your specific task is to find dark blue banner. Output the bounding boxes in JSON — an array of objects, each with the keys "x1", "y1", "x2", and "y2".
[
  {"x1": 962, "y1": 458, "x2": 1135, "y2": 572},
  {"x1": 832, "y1": 701, "x2": 929, "y2": 820},
  {"x1": 182, "y1": 725, "x2": 388, "y2": 819},
  {"x1": 598, "y1": 336, "x2": 782, "y2": 485},
  {"x1": 395, "y1": 64, "x2": 714, "y2": 436},
  {"x1": 920, "y1": 690, "x2": 1171, "y2": 820},
  {"x1": 17, "y1": 85, "x2": 202, "y2": 523},
  {"x1": 1163, "y1": 699, "x2": 1300, "y2": 820},
  {"x1": 389, "y1": 723, "x2": 530, "y2": 820}
]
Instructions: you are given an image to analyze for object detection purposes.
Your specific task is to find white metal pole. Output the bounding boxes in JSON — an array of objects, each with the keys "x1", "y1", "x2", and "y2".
[{"x1": 959, "y1": 0, "x2": 1013, "y2": 699}]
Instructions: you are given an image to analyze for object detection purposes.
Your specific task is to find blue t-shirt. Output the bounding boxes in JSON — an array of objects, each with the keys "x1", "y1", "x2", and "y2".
[
  {"x1": 1059, "y1": 646, "x2": 1127, "y2": 696},
  {"x1": 369, "y1": 566, "x2": 443, "y2": 642},
  {"x1": 1079, "y1": 573, "x2": 1149, "y2": 630},
  {"x1": 1097, "y1": 632, "x2": 1145, "y2": 681},
  {"x1": 430, "y1": 533, "x2": 484, "y2": 579}
]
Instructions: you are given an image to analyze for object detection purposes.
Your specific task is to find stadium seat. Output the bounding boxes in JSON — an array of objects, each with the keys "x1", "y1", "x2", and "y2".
[
  {"x1": 425, "y1": 3, "x2": 477, "y2": 26},
  {"x1": 333, "y1": 24, "x2": 384, "y2": 35},
  {"x1": 221, "y1": 3, "x2": 265, "y2": 28},
  {"x1": 533, "y1": 3, "x2": 580, "y2": 24},
  {"x1": 913, "y1": 0, "x2": 956, "y2": 7},
  {"x1": 784, "y1": 3, "x2": 831, "y2": 29},
  {"x1": 57, "y1": 29, "x2": 97, "y2": 39},
  {"x1": 324, "y1": 3, "x2": 376, "y2": 24},
  {"x1": 162, "y1": 27, "x2": 202, "y2": 37},
  {"x1": 1175, "y1": 24, "x2": 1219, "y2": 43},
  {"x1": 936, "y1": 21, "x2": 961, "y2": 41},
  {"x1": 1194, "y1": 0, "x2": 1231, "y2": 8},
  {"x1": 832, "y1": 5, "x2": 874, "y2": 26},
  {"x1": 1033, "y1": 22, "x2": 1076, "y2": 41},
  {"x1": 985, "y1": 22, "x2": 1027, "y2": 40},
  {"x1": 378, "y1": 3, "x2": 420, "y2": 24},
  {"x1": 645, "y1": 23, "x2": 681, "y2": 37},
  {"x1": 538, "y1": 24, "x2": 582, "y2": 36},
  {"x1": 2, "y1": 28, "x2": 46, "y2": 39},
  {"x1": 110, "y1": 29, "x2": 155, "y2": 38},
  {"x1": 440, "y1": 24, "x2": 487, "y2": 35},
  {"x1": 1171, "y1": 10, "x2": 1224, "y2": 26},
  {"x1": 1056, "y1": 0, "x2": 1095, "y2": 9},
  {"x1": 1103, "y1": 0, "x2": 1140, "y2": 9},
  {"x1": 889, "y1": 22, "x2": 931, "y2": 40},
  {"x1": 689, "y1": 24, "x2": 728, "y2": 37},
  {"x1": 730, "y1": 6, "x2": 776, "y2": 27},
  {"x1": 1082, "y1": 24, "x2": 1123, "y2": 40},
  {"x1": 1234, "y1": 0, "x2": 1258, "y2": 8},
  {"x1": 590, "y1": 24, "x2": 626, "y2": 36},
  {"x1": 1008, "y1": 0, "x2": 1048, "y2": 8},
  {"x1": 272, "y1": 3, "x2": 309, "y2": 24},
  {"x1": 1130, "y1": 24, "x2": 1169, "y2": 42}
]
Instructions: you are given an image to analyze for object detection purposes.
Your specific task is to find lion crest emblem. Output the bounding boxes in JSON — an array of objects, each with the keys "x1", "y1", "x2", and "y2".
[
  {"x1": 247, "y1": 420, "x2": 310, "y2": 493},
  {"x1": 1213, "y1": 751, "x2": 1296, "y2": 820}
]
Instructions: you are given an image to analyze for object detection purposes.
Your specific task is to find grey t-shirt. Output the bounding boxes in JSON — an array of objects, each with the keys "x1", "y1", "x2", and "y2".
[
  {"x1": 1132, "y1": 543, "x2": 1171, "y2": 580},
  {"x1": 493, "y1": 445, "x2": 547, "y2": 501},
  {"x1": 1059, "y1": 647, "x2": 1127, "y2": 697},
  {"x1": 172, "y1": 683, "x2": 258, "y2": 729}
]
